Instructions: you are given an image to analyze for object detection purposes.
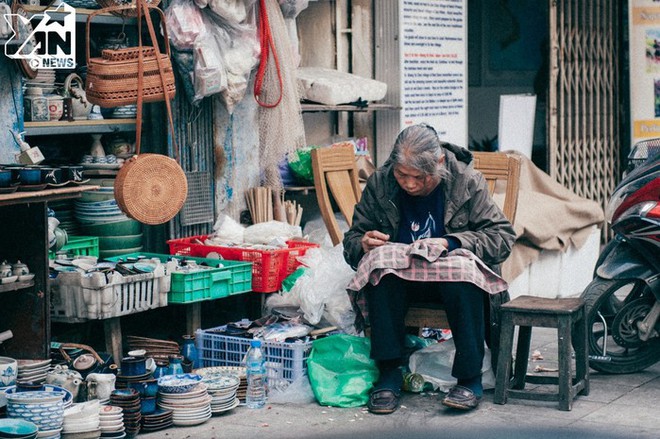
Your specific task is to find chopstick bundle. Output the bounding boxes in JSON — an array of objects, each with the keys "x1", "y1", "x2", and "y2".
[
  {"x1": 283, "y1": 200, "x2": 303, "y2": 226},
  {"x1": 246, "y1": 186, "x2": 274, "y2": 223}
]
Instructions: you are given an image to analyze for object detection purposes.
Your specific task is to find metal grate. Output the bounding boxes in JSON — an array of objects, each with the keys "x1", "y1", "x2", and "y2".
[
  {"x1": 548, "y1": 0, "x2": 622, "y2": 239},
  {"x1": 180, "y1": 171, "x2": 214, "y2": 226}
]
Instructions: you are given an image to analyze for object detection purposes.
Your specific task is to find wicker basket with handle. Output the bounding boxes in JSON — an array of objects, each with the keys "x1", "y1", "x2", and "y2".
[
  {"x1": 112, "y1": 0, "x2": 187, "y2": 225},
  {"x1": 85, "y1": 2, "x2": 175, "y2": 107}
]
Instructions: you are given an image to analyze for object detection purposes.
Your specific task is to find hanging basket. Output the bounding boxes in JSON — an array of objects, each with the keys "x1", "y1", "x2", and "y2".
[{"x1": 114, "y1": 154, "x2": 187, "y2": 225}]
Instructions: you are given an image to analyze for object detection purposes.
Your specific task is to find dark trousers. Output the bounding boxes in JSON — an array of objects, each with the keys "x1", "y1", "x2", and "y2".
[{"x1": 365, "y1": 274, "x2": 485, "y2": 380}]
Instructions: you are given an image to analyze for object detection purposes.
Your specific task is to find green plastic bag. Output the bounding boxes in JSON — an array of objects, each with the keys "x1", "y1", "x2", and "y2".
[
  {"x1": 307, "y1": 334, "x2": 379, "y2": 407},
  {"x1": 287, "y1": 146, "x2": 316, "y2": 185}
]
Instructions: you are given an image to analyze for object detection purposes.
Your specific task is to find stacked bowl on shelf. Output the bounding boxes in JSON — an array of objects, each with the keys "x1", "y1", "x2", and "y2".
[{"x1": 77, "y1": 180, "x2": 142, "y2": 259}]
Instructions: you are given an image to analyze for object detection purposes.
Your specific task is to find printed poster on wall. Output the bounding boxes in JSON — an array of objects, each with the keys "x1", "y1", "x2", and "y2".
[
  {"x1": 630, "y1": 1, "x2": 660, "y2": 144},
  {"x1": 399, "y1": 0, "x2": 467, "y2": 146}
]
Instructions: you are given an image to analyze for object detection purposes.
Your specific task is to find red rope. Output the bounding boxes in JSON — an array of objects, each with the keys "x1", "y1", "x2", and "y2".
[{"x1": 254, "y1": 0, "x2": 283, "y2": 108}]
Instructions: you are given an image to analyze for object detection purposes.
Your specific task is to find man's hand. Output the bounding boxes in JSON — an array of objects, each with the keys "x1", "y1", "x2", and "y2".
[{"x1": 361, "y1": 230, "x2": 390, "y2": 253}]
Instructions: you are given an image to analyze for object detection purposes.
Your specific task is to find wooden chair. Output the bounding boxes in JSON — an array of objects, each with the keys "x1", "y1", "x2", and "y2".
[
  {"x1": 311, "y1": 145, "x2": 362, "y2": 246},
  {"x1": 405, "y1": 151, "x2": 521, "y2": 330},
  {"x1": 311, "y1": 148, "x2": 521, "y2": 334}
]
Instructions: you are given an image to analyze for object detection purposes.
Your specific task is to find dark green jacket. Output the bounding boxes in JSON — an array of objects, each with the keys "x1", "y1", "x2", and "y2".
[{"x1": 342, "y1": 143, "x2": 516, "y2": 271}]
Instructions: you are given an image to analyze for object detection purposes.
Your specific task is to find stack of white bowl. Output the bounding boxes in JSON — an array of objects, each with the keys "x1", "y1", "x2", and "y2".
[
  {"x1": 61, "y1": 400, "x2": 100, "y2": 437},
  {"x1": 98, "y1": 405, "x2": 125, "y2": 438}
]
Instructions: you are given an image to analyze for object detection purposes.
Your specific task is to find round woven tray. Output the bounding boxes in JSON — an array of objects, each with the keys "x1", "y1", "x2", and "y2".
[{"x1": 115, "y1": 154, "x2": 187, "y2": 225}]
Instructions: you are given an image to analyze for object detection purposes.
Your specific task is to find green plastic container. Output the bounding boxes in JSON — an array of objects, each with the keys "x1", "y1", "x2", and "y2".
[
  {"x1": 106, "y1": 252, "x2": 253, "y2": 303},
  {"x1": 49, "y1": 236, "x2": 99, "y2": 259}
]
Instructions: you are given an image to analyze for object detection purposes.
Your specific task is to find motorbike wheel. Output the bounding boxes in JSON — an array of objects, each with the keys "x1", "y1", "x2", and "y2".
[{"x1": 582, "y1": 276, "x2": 660, "y2": 374}]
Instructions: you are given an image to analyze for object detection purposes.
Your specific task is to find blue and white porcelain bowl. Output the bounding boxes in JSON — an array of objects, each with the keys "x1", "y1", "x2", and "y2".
[
  {"x1": 6, "y1": 395, "x2": 64, "y2": 432},
  {"x1": 157, "y1": 374, "x2": 202, "y2": 394}
]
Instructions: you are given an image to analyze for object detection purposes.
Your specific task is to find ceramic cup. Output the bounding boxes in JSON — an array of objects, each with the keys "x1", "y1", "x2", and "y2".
[
  {"x1": 19, "y1": 167, "x2": 42, "y2": 185},
  {"x1": 0, "y1": 169, "x2": 11, "y2": 187},
  {"x1": 0, "y1": 356, "x2": 18, "y2": 386}
]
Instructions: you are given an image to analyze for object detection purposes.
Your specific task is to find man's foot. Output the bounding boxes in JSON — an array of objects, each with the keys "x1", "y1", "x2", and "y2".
[
  {"x1": 441, "y1": 385, "x2": 482, "y2": 410},
  {"x1": 367, "y1": 388, "x2": 400, "y2": 414}
]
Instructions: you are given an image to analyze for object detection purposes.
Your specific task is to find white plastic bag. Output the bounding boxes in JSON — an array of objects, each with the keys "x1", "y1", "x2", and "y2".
[
  {"x1": 408, "y1": 340, "x2": 496, "y2": 392},
  {"x1": 288, "y1": 246, "x2": 356, "y2": 332},
  {"x1": 243, "y1": 221, "x2": 302, "y2": 245},
  {"x1": 165, "y1": 0, "x2": 205, "y2": 50}
]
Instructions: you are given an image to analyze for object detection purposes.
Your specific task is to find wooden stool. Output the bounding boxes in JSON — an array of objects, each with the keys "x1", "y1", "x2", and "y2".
[{"x1": 493, "y1": 295, "x2": 590, "y2": 411}]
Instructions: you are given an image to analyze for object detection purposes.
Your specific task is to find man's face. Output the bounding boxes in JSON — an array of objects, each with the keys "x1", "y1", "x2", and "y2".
[{"x1": 393, "y1": 164, "x2": 440, "y2": 196}]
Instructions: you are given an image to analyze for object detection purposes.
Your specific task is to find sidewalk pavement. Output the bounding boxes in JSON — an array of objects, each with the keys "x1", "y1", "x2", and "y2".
[{"x1": 141, "y1": 327, "x2": 660, "y2": 439}]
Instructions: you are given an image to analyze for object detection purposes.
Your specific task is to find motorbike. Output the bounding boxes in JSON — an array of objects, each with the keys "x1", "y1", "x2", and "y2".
[{"x1": 581, "y1": 139, "x2": 660, "y2": 374}]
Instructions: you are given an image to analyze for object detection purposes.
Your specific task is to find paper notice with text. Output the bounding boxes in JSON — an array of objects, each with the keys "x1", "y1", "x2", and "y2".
[{"x1": 400, "y1": 0, "x2": 467, "y2": 146}]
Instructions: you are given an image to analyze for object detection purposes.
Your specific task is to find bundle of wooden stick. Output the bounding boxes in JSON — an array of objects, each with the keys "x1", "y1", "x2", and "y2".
[
  {"x1": 245, "y1": 187, "x2": 273, "y2": 223},
  {"x1": 283, "y1": 200, "x2": 303, "y2": 226}
]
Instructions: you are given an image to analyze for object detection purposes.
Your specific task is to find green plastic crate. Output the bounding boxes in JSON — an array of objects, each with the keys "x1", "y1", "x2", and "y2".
[
  {"x1": 106, "y1": 252, "x2": 253, "y2": 303},
  {"x1": 49, "y1": 236, "x2": 99, "y2": 259}
]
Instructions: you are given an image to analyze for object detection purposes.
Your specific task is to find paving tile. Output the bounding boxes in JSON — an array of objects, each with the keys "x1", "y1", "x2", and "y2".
[{"x1": 581, "y1": 402, "x2": 660, "y2": 429}]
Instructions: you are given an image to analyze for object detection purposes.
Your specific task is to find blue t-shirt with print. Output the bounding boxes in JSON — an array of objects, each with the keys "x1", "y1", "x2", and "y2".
[{"x1": 396, "y1": 185, "x2": 460, "y2": 251}]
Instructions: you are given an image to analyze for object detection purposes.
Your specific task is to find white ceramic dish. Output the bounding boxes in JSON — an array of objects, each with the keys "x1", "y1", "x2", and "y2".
[{"x1": 0, "y1": 276, "x2": 18, "y2": 284}]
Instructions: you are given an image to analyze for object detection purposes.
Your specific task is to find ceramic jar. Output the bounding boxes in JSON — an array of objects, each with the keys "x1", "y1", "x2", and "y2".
[
  {"x1": 46, "y1": 365, "x2": 83, "y2": 401},
  {"x1": 24, "y1": 87, "x2": 49, "y2": 122},
  {"x1": 0, "y1": 261, "x2": 12, "y2": 278},
  {"x1": 181, "y1": 335, "x2": 199, "y2": 371},
  {"x1": 167, "y1": 355, "x2": 184, "y2": 376},
  {"x1": 85, "y1": 373, "x2": 116, "y2": 401},
  {"x1": 11, "y1": 261, "x2": 29, "y2": 277}
]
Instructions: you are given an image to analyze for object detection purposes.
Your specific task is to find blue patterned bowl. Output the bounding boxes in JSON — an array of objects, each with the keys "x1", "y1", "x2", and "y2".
[{"x1": 157, "y1": 374, "x2": 202, "y2": 394}]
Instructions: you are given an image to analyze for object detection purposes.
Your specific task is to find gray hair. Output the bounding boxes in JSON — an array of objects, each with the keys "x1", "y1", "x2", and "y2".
[{"x1": 391, "y1": 124, "x2": 447, "y2": 179}]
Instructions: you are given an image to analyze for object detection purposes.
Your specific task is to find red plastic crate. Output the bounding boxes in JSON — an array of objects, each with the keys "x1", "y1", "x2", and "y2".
[{"x1": 167, "y1": 235, "x2": 319, "y2": 293}]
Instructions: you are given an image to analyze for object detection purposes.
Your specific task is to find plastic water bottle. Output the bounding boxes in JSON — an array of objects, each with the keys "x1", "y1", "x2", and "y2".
[{"x1": 246, "y1": 339, "x2": 267, "y2": 408}]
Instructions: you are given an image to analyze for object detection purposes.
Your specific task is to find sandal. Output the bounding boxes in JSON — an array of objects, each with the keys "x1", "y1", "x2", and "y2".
[
  {"x1": 367, "y1": 389, "x2": 400, "y2": 414},
  {"x1": 441, "y1": 385, "x2": 481, "y2": 410}
]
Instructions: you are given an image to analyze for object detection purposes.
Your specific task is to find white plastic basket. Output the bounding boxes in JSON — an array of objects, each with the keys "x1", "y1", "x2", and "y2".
[
  {"x1": 51, "y1": 263, "x2": 169, "y2": 322},
  {"x1": 195, "y1": 326, "x2": 312, "y2": 384}
]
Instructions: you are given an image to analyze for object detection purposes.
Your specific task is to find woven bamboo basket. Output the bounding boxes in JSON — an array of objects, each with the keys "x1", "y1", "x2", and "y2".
[
  {"x1": 114, "y1": 154, "x2": 187, "y2": 225},
  {"x1": 86, "y1": 55, "x2": 175, "y2": 107},
  {"x1": 85, "y1": 3, "x2": 175, "y2": 107}
]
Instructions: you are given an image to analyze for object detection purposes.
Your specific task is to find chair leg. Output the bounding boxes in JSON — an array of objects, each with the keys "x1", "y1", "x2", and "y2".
[
  {"x1": 493, "y1": 312, "x2": 514, "y2": 405},
  {"x1": 574, "y1": 310, "x2": 590, "y2": 396},
  {"x1": 558, "y1": 316, "x2": 572, "y2": 411},
  {"x1": 512, "y1": 326, "x2": 532, "y2": 390}
]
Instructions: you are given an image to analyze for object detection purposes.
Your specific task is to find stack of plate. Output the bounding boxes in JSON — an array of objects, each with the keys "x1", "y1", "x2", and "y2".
[
  {"x1": 26, "y1": 70, "x2": 56, "y2": 94},
  {"x1": 203, "y1": 374, "x2": 240, "y2": 414},
  {"x1": 109, "y1": 105, "x2": 137, "y2": 119},
  {"x1": 195, "y1": 366, "x2": 247, "y2": 404},
  {"x1": 50, "y1": 200, "x2": 79, "y2": 236},
  {"x1": 114, "y1": 371, "x2": 153, "y2": 390},
  {"x1": 74, "y1": 198, "x2": 144, "y2": 259},
  {"x1": 126, "y1": 337, "x2": 180, "y2": 362},
  {"x1": 157, "y1": 383, "x2": 212, "y2": 427},
  {"x1": 0, "y1": 419, "x2": 39, "y2": 439},
  {"x1": 108, "y1": 389, "x2": 140, "y2": 437},
  {"x1": 140, "y1": 409, "x2": 172, "y2": 433},
  {"x1": 98, "y1": 405, "x2": 125, "y2": 439},
  {"x1": 16, "y1": 359, "x2": 52, "y2": 384}
]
